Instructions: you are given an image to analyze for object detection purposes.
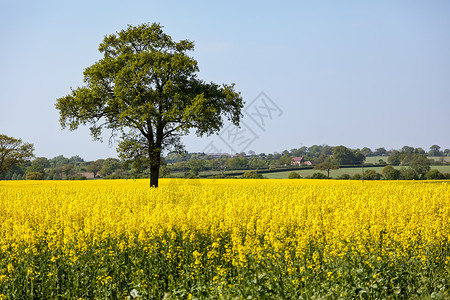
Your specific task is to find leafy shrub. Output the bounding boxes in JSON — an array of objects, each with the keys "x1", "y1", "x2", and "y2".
[
  {"x1": 352, "y1": 174, "x2": 362, "y2": 180},
  {"x1": 425, "y1": 169, "x2": 445, "y2": 180},
  {"x1": 26, "y1": 172, "x2": 43, "y2": 180},
  {"x1": 184, "y1": 172, "x2": 197, "y2": 179},
  {"x1": 288, "y1": 172, "x2": 301, "y2": 179},
  {"x1": 382, "y1": 165, "x2": 401, "y2": 180},
  {"x1": 363, "y1": 169, "x2": 382, "y2": 180},
  {"x1": 311, "y1": 172, "x2": 328, "y2": 179},
  {"x1": 400, "y1": 167, "x2": 417, "y2": 180},
  {"x1": 242, "y1": 171, "x2": 264, "y2": 179}
]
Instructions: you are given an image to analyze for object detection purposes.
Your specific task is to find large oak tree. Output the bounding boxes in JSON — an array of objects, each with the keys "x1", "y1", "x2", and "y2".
[{"x1": 56, "y1": 23, "x2": 243, "y2": 187}]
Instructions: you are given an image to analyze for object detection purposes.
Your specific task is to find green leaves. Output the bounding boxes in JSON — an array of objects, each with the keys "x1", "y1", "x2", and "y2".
[
  {"x1": 56, "y1": 22, "x2": 243, "y2": 186},
  {"x1": 0, "y1": 134, "x2": 35, "y2": 175}
]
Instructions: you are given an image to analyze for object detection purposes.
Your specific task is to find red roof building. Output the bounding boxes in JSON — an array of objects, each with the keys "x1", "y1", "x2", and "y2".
[{"x1": 291, "y1": 156, "x2": 305, "y2": 166}]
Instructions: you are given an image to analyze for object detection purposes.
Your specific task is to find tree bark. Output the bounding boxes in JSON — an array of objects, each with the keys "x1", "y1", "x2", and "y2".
[
  {"x1": 148, "y1": 132, "x2": 162, "y2": 187},
  {"x1": 150, "y1": 163, "x2": 160, "y2": 187}
]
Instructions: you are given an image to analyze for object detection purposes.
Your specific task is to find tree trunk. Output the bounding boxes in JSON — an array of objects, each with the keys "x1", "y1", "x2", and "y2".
[
  {"x1": 148, "y1": 141, "x2": 162, "y2": 188},
  {"x1": 150, "y1": 164, "x2": 160, "y2": 187},
  {"x1": 148, "y1": 123, "x2": 163, "y2": 188}
]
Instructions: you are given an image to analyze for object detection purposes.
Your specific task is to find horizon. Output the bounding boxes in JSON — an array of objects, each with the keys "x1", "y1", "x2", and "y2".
[{"x1": 34, "y1": 143, "x2": 449, "y2": 162}]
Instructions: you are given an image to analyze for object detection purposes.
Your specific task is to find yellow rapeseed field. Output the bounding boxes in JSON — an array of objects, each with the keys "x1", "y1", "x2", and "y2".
[{"x1": 0, "y1": 179, "x2": 449, "y2": 299}]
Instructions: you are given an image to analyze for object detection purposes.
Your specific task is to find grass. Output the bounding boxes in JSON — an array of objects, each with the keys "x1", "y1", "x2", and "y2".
[{"x1": 262, "y1": 165, "x2": 450, "y2": 179}]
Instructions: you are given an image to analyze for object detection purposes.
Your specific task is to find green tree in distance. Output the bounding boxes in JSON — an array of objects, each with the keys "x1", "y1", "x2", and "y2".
[
  {"x1": 242, "y1": 171, "x2": 264, "y2": 179},
  {"x1": 186, "y1": 158, "x2": 204, "y2": 177},
  {"x1": 26, "y1": 158, "x2": 47, "y2": 178},
  {"x1": 409, "y1": 155, "x2": 431, "y2": 178},
  {"x1": 87, "y1": 160, "x2": 102, "y2": 178},
  {"x1": 0, "y1": 134, "x2": 34, "y2": 176},
  {"x1": 56, "y1": 23, "x2": 243, "y2": 187},
  {"x1": 314, "y1": 161, "x2": 339, "y2": 178},
  {"x1": 429, "y1": 145, "x2": 442, "y2": 156},
  {"x1": 288, "y1": 171, "x2": 301, "y2": 179},
  {"x1": 332, "y1": 146, "x2": 365, "y2": 166},
  {"x1": 382, "y1": 165, "x2": 401, "y2": 180}
]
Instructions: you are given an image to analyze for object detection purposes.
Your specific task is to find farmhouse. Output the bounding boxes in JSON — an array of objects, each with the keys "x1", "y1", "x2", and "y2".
[
  {"x1": 291, "y1": 157, "x2": 305, "y2": 166},
  {"x1": 291, "y1": 156, "x2": 313, "y2": 166}
]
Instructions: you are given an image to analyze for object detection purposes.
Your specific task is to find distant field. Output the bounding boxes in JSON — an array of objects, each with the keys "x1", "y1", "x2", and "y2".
[
  {"x1": 429, "y1": 156, "x2": 450, "y2": 163},
  {"x1": 263, "y1": 165, "x2": 450, "y2": 179},
  {"x1": 167, "y1": 155, "x2": 450, "y2": 179},
  {"x1": 363, "y1": 156, "x2": 450, "y2": 164},
  {"x1": 364, "y1": 156, "x2": 389, "y2": 164}
]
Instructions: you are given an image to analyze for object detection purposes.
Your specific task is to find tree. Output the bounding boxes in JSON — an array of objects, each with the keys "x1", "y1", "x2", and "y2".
[
  {"x1": 332, "y1": 146, "x2": 365, "y2": 166},
  {"x1": 290, "y1": 147, "x2": 307, "y2": 157},
  {"x1": 321, "y1": 145, "x2": 334, "y2": 156},
  {"x1": 186, "y1": 158, "x2": 204, "y2": 177},
  {"x1": 400, "y1": 167, "x2": 417, "y2": 180},
  {"x1": 361, "y1": 147, "x2": 373, "y2": 157},
  {"x1": 248, "y1": 157, "x2": 266, "y2": 170},
  {"x1": 409, "y1": 155, "x2": 431, "y2": 178},
  {"x1": 69, "y1": 155, "x2": 85, "y2": 165},
  {"x1": 26, "y1": 172, "x2": 43, "y2": 180},
  {"x1": 307, "y1": 145, "x2": 323, "y2": 158},
  {"x1": 26, "y1": 158, "x2": 46, "y2": 178},
  {"x1": 313, "y1": 161, "x2": 339, "y2": 178},
  {"x1": 315, "y1": 153, "x2": 329, "y2": 164},
  {"x1": 363, "y1": 169, "x2": 382, "y2": 180},
  {"x1": 429, "y1": 145, "x2": 442, "y2": 156},
  {"x1": 387, "y1": 150, "x2": 401, "y2": 166},
  {"x1": 425, "y1": 169, "x2": 444, "y2": 180},
  {"x1": 414, "y1": 147, "x2": 426, "y2": 155},
  {"x1": 333, "y1": 145, "x2": 355, "y2": 165},
  {"x1": 61, "y1": 164, "x2": 75, "y2": 178},
  {"x1": 56, "y1": 23, "x2": 243, "y2": 187},
  {"x1": 217, "y1": 157, "x2": 228, "y2": 176},
  {"x1": 227, "y1": 157, "x2": 247, "y2": 170},
  {"x1": 87, "y1": 160, "x2": 102, "y2": 178},
  {"x1": 49, "y1": 155, "x2": 70, "y2": 168},
  {"x1": 0, "y1": 134, "x2": 34, "y2": 176},
  {"x1": 374, "y1": 147, "x2": 387, "y2": 156},
  {"x1": 277, "y1": 154, "x2": 292, "y2": 166},
  {"x1": 99, "y1": 158, "x2": 121, "y2": 177},
  {"x1": 382, "y1": 165, "x2": 401, "y2": 180}
]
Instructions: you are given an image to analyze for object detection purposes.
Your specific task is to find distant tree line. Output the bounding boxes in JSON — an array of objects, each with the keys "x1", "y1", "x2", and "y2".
[{"x1": 1, "y1": 133, "x2": 449, "y2": 180}]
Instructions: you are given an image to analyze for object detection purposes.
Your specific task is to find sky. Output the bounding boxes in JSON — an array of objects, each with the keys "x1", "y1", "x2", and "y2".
[{"x1": 1, "y1": 0, "x2": 449, "y2": 160}]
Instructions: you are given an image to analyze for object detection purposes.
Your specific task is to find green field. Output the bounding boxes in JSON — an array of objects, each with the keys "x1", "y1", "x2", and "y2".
[
  {"x1": 262, "y1": 165, "x2": 450, "y2": 179},
  {"x1": 355, "y1": 155, "x2": 450, "y2": 164},
  {"x1": 167, "y1": 155, "x2": 450, "y2": 179}
]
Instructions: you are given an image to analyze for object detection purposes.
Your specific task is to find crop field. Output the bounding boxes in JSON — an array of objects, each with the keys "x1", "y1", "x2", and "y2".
[{"x1": 1, "y1": 179, "x2": 450, "y2": 299}]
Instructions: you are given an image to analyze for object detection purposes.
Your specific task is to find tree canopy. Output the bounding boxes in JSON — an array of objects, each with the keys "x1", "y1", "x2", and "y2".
[
  {"x1": 314, "y1": 161, "x2": 339, "y2": 178},
  {"x1": 0, "y1": 134, "x2": 34, "y2": 176},
  {"x1": 56, "y1": 23, "x2": 243, "y2": 187},
  {"x1": 332, "y1": 146, "x2": 365, "y2": 166}
]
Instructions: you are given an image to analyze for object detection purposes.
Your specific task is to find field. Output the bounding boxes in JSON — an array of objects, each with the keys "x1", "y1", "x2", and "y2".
[
  {"x1": 1, "y1": 179, "x2": 450, "y2": 299},
  {"x1": 263, "y1": 165, "x2": 450, "y2": 179}
]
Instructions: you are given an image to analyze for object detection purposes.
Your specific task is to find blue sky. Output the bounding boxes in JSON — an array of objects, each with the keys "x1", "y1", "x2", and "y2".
[{"x1": 1, "y1": 1, "x2": 449, "y2": 160}]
